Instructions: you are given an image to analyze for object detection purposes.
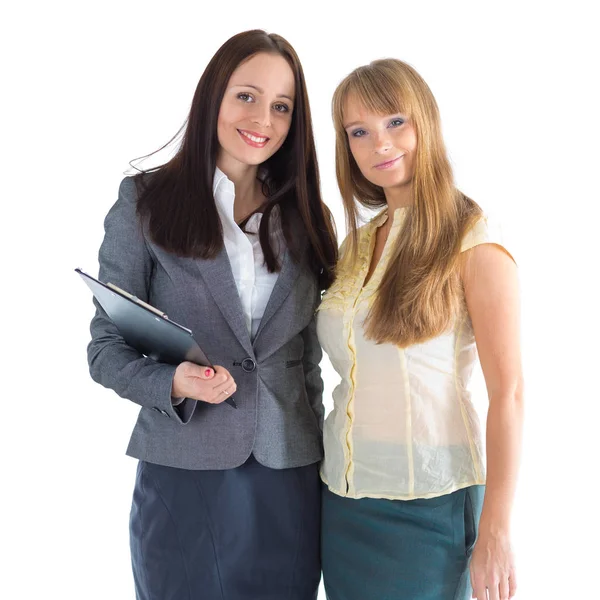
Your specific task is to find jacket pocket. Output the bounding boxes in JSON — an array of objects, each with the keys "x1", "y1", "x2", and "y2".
[{"x1": 285, "y1": 359, "x2": 303, "y2": 368}]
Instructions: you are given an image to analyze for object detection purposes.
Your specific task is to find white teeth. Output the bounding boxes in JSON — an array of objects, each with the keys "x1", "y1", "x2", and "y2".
[{"x1": 240, "y1": 130, "x2": 268, "y2": 143}]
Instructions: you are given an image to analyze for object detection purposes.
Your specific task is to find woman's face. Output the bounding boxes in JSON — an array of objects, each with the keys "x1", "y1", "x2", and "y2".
[
  {"x1": 217, "y1": 52, "x2": 295, "y2": 168},
  {"x1": 343, "y1": 96, "x2": 417, "y2": 192}
]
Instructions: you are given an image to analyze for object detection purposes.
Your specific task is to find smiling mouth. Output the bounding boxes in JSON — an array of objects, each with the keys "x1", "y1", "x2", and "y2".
[
  {"x1": 237, "y1": 129, "x2": 270, "y2": 148},
  {"x1": 374, "y1": 155, "x2": 404, "y2": 169}
]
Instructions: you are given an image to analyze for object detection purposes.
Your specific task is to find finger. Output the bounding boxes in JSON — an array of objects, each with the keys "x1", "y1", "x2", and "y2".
[
  {"x1": 188, "y1": 376, "x2": 229, "y2": 403},
  {"x1": 499, "y1": 577, "x2": 510, "y2": 600},
  {"x1": 220, "y1": 383, "x2": 237, "y2": 400},
  {"x1": 206, "y1": 365, "x2": 230, "y2": 385},
  {"x1": 197, "y1": 372, "x2": 236, "y2": 402},
  {"x1": 508, "y1": 572, "x2": 517, "y2": 598},
  {"x1": 472, "y1": 578, "x2": 487, "y2": 600},
  {"x1": 488, "y1": 582, "x2": 500, "y2": 600},
  {"x1": 201, "y1": 367, "x2": 215, "y2": 379},
  {"x1": 211, "y1": 371, "x2": 236, "y2": 390},
  {"x1": 204, "y1": 371, "x2": 227, "y2": 386},
  {"x1": 212, "y1": 378, "x2": 237, "y2": 398},
  {"x1": 183, "y1": 362, "x2": 217, "y2": 380},
  {"x1": 470, "y1": 565, "x2": 486, "y2": 600},
  {"x1": 207, "y1": 384, "x2": 237, "y2": 404},
  {"x1": 192, "y1": 366, "x2": 215, "y2": 379}
]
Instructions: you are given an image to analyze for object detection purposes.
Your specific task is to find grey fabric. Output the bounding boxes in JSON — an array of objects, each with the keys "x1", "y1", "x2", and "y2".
[
  {"x1": 130, "y1": 456, "x2": 321, "y2": 599},
  {"x1": 88, "y1": 177, "x2": 324, "y2": 470}
]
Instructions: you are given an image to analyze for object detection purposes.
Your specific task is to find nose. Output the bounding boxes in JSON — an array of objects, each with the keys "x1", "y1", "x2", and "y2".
[
  {"x1": 372, "y1": 130, "x2": 392, "y2": 153},
  {"x1": 251, "y1": 102, "x2": 271, "y2": 128}
]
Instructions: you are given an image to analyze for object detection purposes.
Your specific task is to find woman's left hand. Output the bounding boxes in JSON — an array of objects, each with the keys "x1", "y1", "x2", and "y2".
[{"x1": 470, "y1": 529, "x2": 517, "y2": 600}]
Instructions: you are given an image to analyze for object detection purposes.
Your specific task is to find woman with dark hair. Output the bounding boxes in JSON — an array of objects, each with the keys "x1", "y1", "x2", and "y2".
[
  {"x1": 87, "y1": 30, "x2": 337, "y2": 599},
  {"x1": 318, "y1": 59, "x2": 522, "y2": 600}
]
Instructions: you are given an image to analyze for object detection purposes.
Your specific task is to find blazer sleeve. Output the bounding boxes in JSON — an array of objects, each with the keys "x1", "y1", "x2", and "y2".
[
  {"x1": 87, "y1": 177, "x2": 196, "y2": 424},
  {"x1": 301, "y1": 288, "x2": 325, "y2": 432}
]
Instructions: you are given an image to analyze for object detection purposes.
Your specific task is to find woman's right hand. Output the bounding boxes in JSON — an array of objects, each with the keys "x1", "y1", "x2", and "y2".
[{"x1": 172, "y1": 362, "x2": 237, "y2": 404}]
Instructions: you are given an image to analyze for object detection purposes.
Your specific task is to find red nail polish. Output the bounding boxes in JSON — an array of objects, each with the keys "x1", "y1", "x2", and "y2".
[{"x1": 205, "y1": 369, "x2": 212, "y2": 377}]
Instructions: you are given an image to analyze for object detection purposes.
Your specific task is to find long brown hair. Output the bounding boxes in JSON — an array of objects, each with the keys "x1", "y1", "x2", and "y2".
[
  {"x1": 332, "y1": 59, "x2": 482, "y2": 346},
  {"x1": 133, "y1": 30, "x2": 337, "y2": 289}
]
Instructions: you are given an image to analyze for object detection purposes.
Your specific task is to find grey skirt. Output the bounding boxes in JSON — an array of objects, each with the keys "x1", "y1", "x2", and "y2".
[{"x1": 130, "y1": 455, "x2": 321, "y2": 600}]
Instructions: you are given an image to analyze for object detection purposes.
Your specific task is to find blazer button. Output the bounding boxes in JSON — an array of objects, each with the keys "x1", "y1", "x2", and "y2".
[{"x1": 241, "y1": 358, "x2": 256, "y2": 373}]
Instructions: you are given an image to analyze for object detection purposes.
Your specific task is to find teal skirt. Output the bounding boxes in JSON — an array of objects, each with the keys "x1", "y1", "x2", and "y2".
[{"x1": 321, "y1": 485, "x2": 484, "y2": 600}]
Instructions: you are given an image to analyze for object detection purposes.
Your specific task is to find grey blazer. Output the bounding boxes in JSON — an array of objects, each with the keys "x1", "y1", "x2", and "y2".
[{"x1": 87, "y1": 177, "x2": 324, "y2": 470}]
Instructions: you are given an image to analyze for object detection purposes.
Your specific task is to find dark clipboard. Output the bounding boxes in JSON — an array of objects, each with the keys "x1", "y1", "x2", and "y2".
[{"x1": 76, "y1": 268, "x2": 236, "y2": 408}]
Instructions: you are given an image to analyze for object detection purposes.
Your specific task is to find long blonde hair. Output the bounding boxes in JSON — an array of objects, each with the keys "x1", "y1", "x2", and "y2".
[{"x1": 332, "y1": 59, "x2": 482, "y2": 347}]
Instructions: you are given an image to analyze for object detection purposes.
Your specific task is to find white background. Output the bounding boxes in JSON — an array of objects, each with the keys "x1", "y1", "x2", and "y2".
[{"x1": 2, "y1": 1, "x2": 599, "y2": 598}]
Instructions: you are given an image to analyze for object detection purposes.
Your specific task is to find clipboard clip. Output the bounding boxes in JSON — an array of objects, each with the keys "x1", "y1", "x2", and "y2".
[{"x1": 106, "y1": 283, "x2": 168, "y2": 319}]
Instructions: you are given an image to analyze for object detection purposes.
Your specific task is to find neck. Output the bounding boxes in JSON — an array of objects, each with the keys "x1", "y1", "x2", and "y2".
[
  {"x1": 383, "y1": 182, "x2": 413, "y2": 213},
  {"x1": 216, "y1": 154, "x2": 263, "y2": 221}
]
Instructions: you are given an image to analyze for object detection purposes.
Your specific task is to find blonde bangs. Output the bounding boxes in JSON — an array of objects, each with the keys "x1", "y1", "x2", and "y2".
[{"x1": 333, "y1": 65, "x2": 412, "y2": 134}]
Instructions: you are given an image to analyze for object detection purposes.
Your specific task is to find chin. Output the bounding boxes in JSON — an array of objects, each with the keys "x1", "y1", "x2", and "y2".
[
  {"x1": 228, "y1": 149, "x2": 269, "y2": 166},
  {"x1": 375, "y1": 173, "x2": 409, "y2": 188},
  {"x1": 242, "y1": 153, "x2": 270, "y2": 166}
]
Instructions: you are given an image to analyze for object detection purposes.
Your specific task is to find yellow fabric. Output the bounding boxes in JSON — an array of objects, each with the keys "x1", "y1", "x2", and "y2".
[{"x1": 317, "y1": 208, "x2": 511, "y2": 500}]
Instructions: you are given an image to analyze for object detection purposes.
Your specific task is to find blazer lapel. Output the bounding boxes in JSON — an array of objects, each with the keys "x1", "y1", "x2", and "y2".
[
  {"x1": 253, "y1": 247, "x2": 302, "y2": 344},
  {"x1": 194, "y1": 247, "x2": 254, "y2": 356}
]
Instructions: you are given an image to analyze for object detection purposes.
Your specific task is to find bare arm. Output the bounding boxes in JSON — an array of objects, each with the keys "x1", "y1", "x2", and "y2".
[{"x1": 461, "y1": 242, "x2": 524, "y2": 600}]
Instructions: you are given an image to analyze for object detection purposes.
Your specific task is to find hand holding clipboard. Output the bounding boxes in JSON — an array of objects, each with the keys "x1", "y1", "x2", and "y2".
[{"x1": 76, "y1": 269, "x2": 237, "y2": 408}]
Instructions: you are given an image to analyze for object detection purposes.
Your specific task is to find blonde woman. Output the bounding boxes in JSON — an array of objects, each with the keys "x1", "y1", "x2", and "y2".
[{"x1": 318, "y1": 59, "x2": 523, "y2": 600}]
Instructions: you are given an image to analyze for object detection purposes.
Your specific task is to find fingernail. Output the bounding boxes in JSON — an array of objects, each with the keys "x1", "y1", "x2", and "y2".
[{"x1": 205, "y1": 369, "x2": 213, "y2": 377}]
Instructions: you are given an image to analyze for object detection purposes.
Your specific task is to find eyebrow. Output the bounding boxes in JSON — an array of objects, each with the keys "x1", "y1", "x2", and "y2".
[
  {"x1": 344, "y1": 113, "x2": 409, "y2": 129},
  {"x1": 231, "y1": 84, "x2": 294, "y2": 102}
]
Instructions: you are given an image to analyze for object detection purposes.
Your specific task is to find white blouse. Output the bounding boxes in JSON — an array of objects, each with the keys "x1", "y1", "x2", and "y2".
[
  {"x1": 213, "y1": 168, "x2": 284, "y2": 339},
  {"x1": 317, "y1": 207, "x2": 513, "y2": 500}
]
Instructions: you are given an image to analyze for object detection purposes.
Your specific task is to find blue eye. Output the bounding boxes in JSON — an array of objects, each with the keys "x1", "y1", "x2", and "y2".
[
  {"x1": 389, "y1": 118, "x2": 405, "y2": 128},
  {"x1": 351, "y1": 129, "x2": 367, "y2": 138},
  {"x1": 237, "y1": 93, "x2": 254, "y2": 103}
]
